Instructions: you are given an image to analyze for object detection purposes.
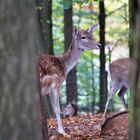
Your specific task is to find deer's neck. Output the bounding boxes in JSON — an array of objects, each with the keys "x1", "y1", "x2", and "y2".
[{"x1": 60, "y1": 39, "x2": 84, "y2": 74}]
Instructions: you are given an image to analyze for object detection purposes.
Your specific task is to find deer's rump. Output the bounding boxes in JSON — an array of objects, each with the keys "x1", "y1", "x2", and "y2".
[{"x1": 109, "y1": 58, "x2": 132, "y2": 82}]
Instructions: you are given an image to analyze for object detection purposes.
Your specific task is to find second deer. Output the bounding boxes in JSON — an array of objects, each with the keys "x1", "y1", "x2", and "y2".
[
  {"x1": 102, "y1": 58, "x2": 132, "y2": 123},
  {"x1": 37, "y1": 25, "x2": 101, "y2": 134}
]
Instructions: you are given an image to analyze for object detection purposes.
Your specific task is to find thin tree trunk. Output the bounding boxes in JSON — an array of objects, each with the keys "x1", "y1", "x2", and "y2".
[
  {"x1": 129, "y1": 0, "x2": 140, "y2": 139},
  {"x1": 129, "y1": 0, "x2": 137, "y2": 57},
  {"x1": 91, "y1": 60, "x2": 96, "y2": 114},
  {"x1": 36, "y1": 0, "x2": 47, "y2": 54},
  {"x1": 64, "y1": 4, "x2": 78, "y2": 115},
  {"x1": 0, "y1": 0, "x2": 42, "y2": 139},
  {"x1": 42, "y1": 0, "x2": 54, "y2": 54},
  {"x1": 99, "y1": 0, "x2": 107, "y2": 112}
]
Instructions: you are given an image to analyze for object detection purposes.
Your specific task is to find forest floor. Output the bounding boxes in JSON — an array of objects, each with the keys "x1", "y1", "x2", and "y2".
[{"x1": 48, "y1": 112, "x2": 128, "y2": 140}]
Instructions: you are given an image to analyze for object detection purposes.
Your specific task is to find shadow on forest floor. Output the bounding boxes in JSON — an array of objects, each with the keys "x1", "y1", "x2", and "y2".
[{"x1": 48, "y1": 112, "x2": 128, "y2": 140}]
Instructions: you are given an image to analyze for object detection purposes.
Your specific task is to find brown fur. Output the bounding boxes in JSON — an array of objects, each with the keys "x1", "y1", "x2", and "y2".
[
  {"x1": 38, "y1": 55, "x2": 65, "y2": 90},
  {"x1": 109, "y1": 58, "x2": 132, "y2": 82}
]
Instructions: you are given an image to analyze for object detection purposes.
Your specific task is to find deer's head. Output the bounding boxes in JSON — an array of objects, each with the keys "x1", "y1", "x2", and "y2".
[{"x1": 73, "y1": 24, "x2": 101, "y2": 50}]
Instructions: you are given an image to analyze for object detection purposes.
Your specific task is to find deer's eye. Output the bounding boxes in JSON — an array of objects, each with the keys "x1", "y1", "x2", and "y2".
[{"x1": 81, "y1": 36, "x2": 86, "y2": 39}]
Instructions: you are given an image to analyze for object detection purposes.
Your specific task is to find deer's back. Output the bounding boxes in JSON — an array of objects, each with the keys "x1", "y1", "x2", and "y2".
[{"x1": 38, "y1": 54, "x2": 65, "y2": 75}]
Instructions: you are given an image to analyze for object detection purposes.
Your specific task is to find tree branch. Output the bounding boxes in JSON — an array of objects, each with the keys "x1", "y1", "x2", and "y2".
[
  {"x1": 101, "y1": 110, "x2": 129, "y2": 133},
  {"x1": 106, "y1": 4, "x2": 126, "y2": 17}
]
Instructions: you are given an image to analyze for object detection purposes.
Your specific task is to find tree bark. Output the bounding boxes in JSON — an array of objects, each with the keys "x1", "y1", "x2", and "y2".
[
  {"x1": 129, "y1": 0, "x2": 140, "y2": 139},
  {"x1": 0, "y1": 0, "x2": 43, "y2": 139},
  {"x1": 129, "y1": 0, "x2": 138, "y2": 57},
  {"x1": 91, "y1": 61, "x2": 96, "y2": 114},
  {"x1": 36, "y1": 0, "x2": 47, "y2": 54},
  {"x1": 42, "y1": 0, "x2": 54, "y2": 55},
  {"x1": 64, "y1": 4, "x2": 78, "y2": 115},
  {"x1": 99, "y1": 0, "x2": 107, "y2": 112}
]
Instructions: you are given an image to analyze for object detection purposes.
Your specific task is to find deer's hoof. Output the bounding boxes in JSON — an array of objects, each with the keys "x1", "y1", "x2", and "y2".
[{"x1": 58, "y1": 128, "x2": 65, "y2": 135}]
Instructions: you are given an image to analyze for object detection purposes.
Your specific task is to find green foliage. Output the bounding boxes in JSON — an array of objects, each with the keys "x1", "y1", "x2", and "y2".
[
  {"x1": 52, "y1": 2, "x2": 64, "y2": 54},
  {"x1": 77, "y1": 51, "x2": 100, "y2": 113},
  {"x1": 105, "y1": 0, "x2": 129, "y2": 45},
  {"x1": 61, "y1": 0, "x2": 72, "y2": 9}
]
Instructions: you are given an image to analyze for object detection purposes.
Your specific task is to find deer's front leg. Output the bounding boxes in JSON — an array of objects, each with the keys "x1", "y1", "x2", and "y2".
[{"x1": 49, "y1": 88, "x2": 65, "y2": 135}]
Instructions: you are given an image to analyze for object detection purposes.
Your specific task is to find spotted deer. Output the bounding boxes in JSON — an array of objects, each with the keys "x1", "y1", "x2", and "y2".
[
  {"x1": 102, "y1": 58, "x2": 132, "y2": 123},
  {"x1": 37, "y1": 25, "x2": 101, "y2": 134}
]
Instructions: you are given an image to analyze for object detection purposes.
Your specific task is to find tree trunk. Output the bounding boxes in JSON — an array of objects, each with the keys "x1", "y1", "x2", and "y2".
[
  {"x1": 36, "y1": 0, "x2": 47, "y2": 54},
  {"x1": 64, "y1": 4, "x2": 78, "y2": 115},
  {"x1": 129, "y1": 0, "x2": 140, "y2": 139},
  {"x1": 0, "y1": 0, "x2": 43, "y2": 139},
  {"x1": 99, "y1": 0, "x2": 107, "y2": 112},
  {"x1": 42, "y1": 0, "x2": 54, "y2": 54},
  {"x1": 129, "y1": 0, "x2": 137, "y2": 57},
  {"x1": 91, "y1": 60, "x2": 96, "y2": 114},
  {"x1": 36, "y1": 0, "x2": 54, "y2": 119}
]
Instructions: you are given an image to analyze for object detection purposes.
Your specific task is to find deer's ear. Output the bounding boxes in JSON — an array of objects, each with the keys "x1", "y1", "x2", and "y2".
[
  {"x1": 87, "y1": 24, "x2": 98, "y2": 34},
  {"x1": 73, "y1": 27, "x2": 79, "y2": 37}
]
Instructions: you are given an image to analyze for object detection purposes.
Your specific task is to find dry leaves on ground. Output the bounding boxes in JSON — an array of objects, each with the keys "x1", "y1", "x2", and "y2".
[{"x1": 47, "y1": 112, "x2": 128, "y2": 140}]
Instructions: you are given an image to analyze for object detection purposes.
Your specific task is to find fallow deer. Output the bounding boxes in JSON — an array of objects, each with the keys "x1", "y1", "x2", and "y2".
[
  {"x1": 37, "y1": 25, "x2": 101, "y2": 134},
  {"x1": 102, "y1": 58, "x2": 132, "y2": 123}
]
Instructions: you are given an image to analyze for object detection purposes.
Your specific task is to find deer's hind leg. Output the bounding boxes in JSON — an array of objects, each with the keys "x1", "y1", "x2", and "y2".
[
  {"x1": 103, "y1": 81, "x2": 122, "y2": 123},
  {"x1": 118, "y1": 85, "x2": 128, "y2": 109}
]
